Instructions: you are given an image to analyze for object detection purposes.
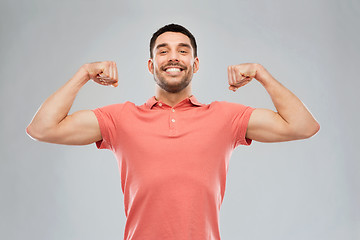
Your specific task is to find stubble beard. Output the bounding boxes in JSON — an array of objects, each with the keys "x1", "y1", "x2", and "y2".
[{"x1": 153, "y1": 64, "x2": 194, "y2": 93}]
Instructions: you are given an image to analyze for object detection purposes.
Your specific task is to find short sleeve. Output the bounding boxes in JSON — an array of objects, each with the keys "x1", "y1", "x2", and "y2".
[
  {"x1": 220, "y1": 101, "x2": 255, "y2": 148},
  {"x1": 91, "y1": 103, "x2": 126, "y2": 151}
]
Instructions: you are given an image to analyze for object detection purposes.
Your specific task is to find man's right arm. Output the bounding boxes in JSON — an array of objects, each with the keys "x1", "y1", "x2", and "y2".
[{"x1": 26, "y1": 61, "x2": 118, "y2": 145}]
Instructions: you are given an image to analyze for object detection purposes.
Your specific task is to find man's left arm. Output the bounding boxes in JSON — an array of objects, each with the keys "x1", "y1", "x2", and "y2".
[{"x1": 228, "y1": 63, "x2": 320, "y2": 143}]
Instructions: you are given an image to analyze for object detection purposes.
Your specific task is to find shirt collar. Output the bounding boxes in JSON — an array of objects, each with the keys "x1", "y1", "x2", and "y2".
[{"x1": 145, "y1": 95, "x2": 203, "y2": 109}]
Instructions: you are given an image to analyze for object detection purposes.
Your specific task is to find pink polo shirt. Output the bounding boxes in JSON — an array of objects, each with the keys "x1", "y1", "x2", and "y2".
[{"x1": 92, "y1": 95, "x2": 255, "y2": 240}]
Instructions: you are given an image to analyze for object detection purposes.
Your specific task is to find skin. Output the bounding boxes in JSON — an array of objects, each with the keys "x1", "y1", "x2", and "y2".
[
  {"x1": 227, "y1": 63, "x2": 320, "y2": 142},
  {"x1": 26, "y1": 61, "x2": 118, "y2": 145},
  {"x1": 26, "y1": 31, "x2": 319, "y2": 145},
  {"x1": 148, "y1": 32, "x2": 199, "y2": 107}
]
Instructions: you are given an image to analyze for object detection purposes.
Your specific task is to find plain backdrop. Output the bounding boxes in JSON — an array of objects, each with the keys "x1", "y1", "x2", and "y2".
[{"x1": 1, "y1": 0, "x2": 359, "y2": 239}]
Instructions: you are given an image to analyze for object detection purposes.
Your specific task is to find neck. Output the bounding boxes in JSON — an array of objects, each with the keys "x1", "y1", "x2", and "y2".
[{"x1": 155, "y1": 85, "x2": 192, "y2": 107}]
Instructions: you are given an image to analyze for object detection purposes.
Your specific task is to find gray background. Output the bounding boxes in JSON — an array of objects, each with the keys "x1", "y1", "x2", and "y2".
[{"x1": 1, "y1": 0, "x2": 359, "y2": 239}]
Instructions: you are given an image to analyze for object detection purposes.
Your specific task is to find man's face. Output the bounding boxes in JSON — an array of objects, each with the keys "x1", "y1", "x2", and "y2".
[{"x1": 148, "y1": 32, "x2": 199, "y2": 93}]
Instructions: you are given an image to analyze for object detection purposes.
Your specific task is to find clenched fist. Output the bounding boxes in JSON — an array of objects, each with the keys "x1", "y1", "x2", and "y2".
[
  {"x1": 81, "y1": 61, "x2": 119, "y2": 87},
  {"x1": 227, "y1": 63, "x2": 260, "y2": 92}
]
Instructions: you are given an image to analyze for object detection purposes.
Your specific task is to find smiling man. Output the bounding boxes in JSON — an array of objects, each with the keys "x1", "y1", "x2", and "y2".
[
  {"x1": 26, "y1": 24, "x2": 319, "y2": 240},
  {"x1": 149, "y1": 31, "x2": 199, "y2": 97}
]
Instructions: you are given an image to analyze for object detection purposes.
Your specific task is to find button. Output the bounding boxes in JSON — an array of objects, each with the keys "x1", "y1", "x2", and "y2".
[
  {"x1": 171, "y1": 119, "x2": 176, "y2": 122},
  {"x1": 171, "y1": 109, "x2": 175, "y2": 112},
  {"x1": 158, "y1": 103, "x2": 162, "y2": 106}
]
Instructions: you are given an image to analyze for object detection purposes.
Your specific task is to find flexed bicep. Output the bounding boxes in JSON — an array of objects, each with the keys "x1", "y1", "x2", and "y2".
[
  {"x1": 54, "y1": 110, "x2": 102, "y2": 145},
  {"x1": 26, "y1": 61, "x2": 118, "y2": 145},
  {"x1": 246, "y1": 108, "x2": 299, "y2": 143},
  {"x1": 28, "y1": 110, "x2": 102, "y2": 145}
]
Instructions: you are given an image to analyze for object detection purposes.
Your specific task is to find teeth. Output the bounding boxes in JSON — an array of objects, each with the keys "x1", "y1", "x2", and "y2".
[{"x1": 166, "y1": 68, "x2": 181, "y2": 72}]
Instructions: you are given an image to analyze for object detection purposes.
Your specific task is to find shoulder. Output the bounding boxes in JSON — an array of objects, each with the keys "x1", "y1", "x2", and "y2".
[
  {"x1": 209, "y1": 100, "x2": 252, "y2": 110},
  {"x1": 93, "y1": 101, "x2": 136, "y2": 114},
  {"x1": 209, "y1": 100, "x2": 255, "y2": 118}
]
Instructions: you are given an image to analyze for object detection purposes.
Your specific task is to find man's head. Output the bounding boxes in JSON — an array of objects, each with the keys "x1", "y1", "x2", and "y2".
[
  {"x1": 149, "y1": 24, "x2": 197, "y2": 59},
  {"x1": 148, "y1": 24, "x2": 199, "y2": 94}
]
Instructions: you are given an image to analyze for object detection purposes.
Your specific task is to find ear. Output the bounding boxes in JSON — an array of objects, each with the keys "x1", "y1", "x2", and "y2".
[
  {"x1": 148, "y1": 58, "x2": 154, "y2": 74},
  {"x1": 193, "y1": 57, "x2": 199, "y2": 73}
]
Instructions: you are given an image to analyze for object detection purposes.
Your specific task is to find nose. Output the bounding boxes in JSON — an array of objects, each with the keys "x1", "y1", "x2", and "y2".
[{"x1": 168, "y1": 50, "x2": 179, "y2": 62}]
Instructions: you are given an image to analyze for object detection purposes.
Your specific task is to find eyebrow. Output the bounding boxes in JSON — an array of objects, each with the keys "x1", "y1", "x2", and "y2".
[{"x1": 155, "y1": 43, "x2": 192, "y2": 50}]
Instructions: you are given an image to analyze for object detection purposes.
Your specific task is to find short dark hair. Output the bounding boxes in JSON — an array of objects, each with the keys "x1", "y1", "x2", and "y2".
[{"x1": 149, "y1": 23, "x2": 197, "y2": 58}]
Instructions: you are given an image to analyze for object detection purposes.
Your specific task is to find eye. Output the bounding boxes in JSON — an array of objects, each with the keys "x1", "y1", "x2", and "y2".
[
  {"x1": 160, "y1": 50, "x2": 167, "y2": 54},
  {"x1": 180, "y1": 50, "x2": 187, "y2": 54}
]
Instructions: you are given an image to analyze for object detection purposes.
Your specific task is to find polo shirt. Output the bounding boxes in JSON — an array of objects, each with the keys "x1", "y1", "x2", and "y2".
[{"x1": 92, "y1": 95, "x2": 255, "y2": 240}]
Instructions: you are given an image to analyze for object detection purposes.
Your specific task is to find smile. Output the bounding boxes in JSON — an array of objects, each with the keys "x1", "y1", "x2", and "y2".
[{"x1": 165, "y1": 68, "x2": 181, "y2": 72}]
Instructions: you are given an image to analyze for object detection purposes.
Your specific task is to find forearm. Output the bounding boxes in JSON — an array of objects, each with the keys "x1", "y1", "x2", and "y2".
[
  {"x1": 27, "y1": 67, "x2": 89, "y2": 138},
  {"x1": 256, "y1": 64, "x2": 319, "y2": 136}
]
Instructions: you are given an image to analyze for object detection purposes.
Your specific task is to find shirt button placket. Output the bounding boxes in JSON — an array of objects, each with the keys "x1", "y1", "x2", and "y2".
[{"x1": 169, "y1": 108, "x2": 176, "y2": 136}]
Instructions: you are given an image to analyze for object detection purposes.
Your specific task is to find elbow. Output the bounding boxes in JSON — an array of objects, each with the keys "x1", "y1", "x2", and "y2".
[
  {"x1": 297, "y1": 121, "x2": 320, "y2": 139},
  {"x1": 307, "y1": 121, "x2": 320, "y2": 138},
  {"x1": 26, "y1": 124, "x2": 46, "y2": 142},
  {"x1": 26, "y1": 123, "x2": 61, "y2": 143},
  {"x1": 313, "y1": 121, "x2": 320, "y2": 135},
  {"x1": 26, "y1": 124, "x2": 38, "y2": 141}
]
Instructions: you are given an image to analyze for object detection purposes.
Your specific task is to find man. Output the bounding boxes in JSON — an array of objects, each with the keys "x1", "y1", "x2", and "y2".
[{"x1": 26, "y1": 24, "x2": 319, "y2": 240}]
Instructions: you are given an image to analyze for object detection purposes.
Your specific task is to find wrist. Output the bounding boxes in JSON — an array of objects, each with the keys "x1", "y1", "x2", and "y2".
[
  {"x1": 76, "y1": 66, "x2": 91, "y2": 84},
  {"x1": 255, "y1": 64, "x2": 272, "y2": 86}
]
